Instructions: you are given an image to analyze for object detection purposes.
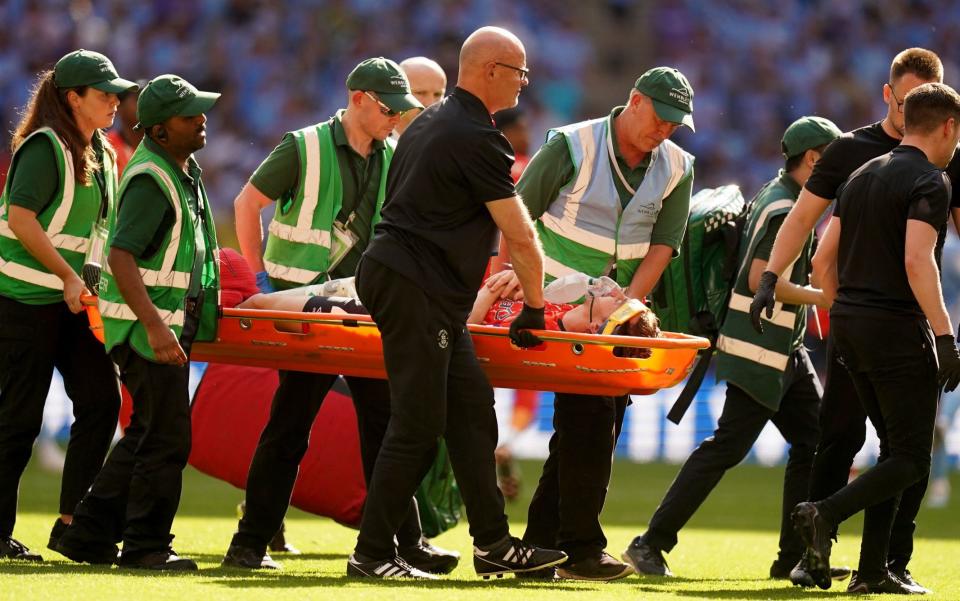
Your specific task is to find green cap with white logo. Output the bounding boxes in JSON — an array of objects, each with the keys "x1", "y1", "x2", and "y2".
[
  {"x1": 53, "y1": 49, "x2": 138, "y2": 94},
  {"x1": 346, "y1": 57, "x2": 423, "y2": 114},
  {"x1": 781, "y1": 116, "x2": 842, "y2": 159},
  {"x1": 635, "y1": 66, "x2": 695, "y2": 132},
  {"x1": 134, "y1": 74, "x2": 220, "y2": 131}
]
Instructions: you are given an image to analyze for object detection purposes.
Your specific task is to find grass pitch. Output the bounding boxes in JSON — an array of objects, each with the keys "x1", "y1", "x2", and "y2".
[{"x1": 3, "y1": 457, "x2": 958, "y2": 600}]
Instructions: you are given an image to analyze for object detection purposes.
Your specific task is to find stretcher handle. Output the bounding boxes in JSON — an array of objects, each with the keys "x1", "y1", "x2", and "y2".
[{"x1": 220, "y1": 307, "x2": 711, "y2": 350}]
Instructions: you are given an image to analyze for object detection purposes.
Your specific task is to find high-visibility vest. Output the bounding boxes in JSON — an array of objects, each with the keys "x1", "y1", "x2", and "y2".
[
  {"x1": 0, "y1": 127, "x2": 116, "y2": 304},
  {"x1": 715, "y1": 172, "x2": 812, "y2": 410},
  {"x1": 263, "y1": 114, "x2": 394, "y2": 289},
  {"x1": 536, "y1": 115, "x2": 693, "y2": 285},
  {"x1": 99, "y1": 142, "x2": 220, "y2": 360}
]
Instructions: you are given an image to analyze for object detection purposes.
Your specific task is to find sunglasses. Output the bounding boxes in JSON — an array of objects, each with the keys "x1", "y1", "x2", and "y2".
[{"x1": 364, "y1": 91, "x2": 402, "y2": 117}]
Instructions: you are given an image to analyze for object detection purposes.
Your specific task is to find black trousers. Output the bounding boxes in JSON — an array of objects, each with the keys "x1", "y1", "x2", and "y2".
[
  {"x1": 643, "y1": 349, "x2": 821, "y2": 563},
  {"x1": 817, "y1": 314, "x2": 938, "y2": 580},
  {"x1": 0, "y1": 295, "x2": 120, "y2": 537},
  {"x1": 354, "y1": 258, "x2": 508, "y2": 559},
  {"x1": 231, "y1": 371, "x2": 423, "y2": 552},
  {"x1": 808, "y1": 331, "x2": 928, "y2": 566},
  {"x1": 522, "y1": 393, "x2": 628, "y2": 562},
  {"x1": 65, "y1": 344, "x2": 192, "y2": 557}
]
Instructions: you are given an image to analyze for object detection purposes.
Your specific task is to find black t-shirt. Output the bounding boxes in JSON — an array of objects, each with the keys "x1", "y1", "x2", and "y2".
[
  {"x1": 832, "y1": 145, "x2": 951, "y2": 318},
  {"x1": 807, "y1": 120, "x2": 960, "y2": 203},
  {"x1": 363, "y1": 87, "x2": 517, "y2": 312}
]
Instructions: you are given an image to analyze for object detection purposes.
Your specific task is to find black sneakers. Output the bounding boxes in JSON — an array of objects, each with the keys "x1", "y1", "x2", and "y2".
[
  {"x1": 621, "y1": 537, "x2": 672, "y2": 576},
  {"x1": 790, "y1": 502, "x2": 833, "y2": 590},
  {"x1": 397, "y1": 539, "x2": 460, "y2": 574},
  {"x1": 888, "y1": 560, "x2": 932, "y2": 594},
  {"x1": 847, "y1": 569, "x2": 929, "y2": 595},
  {"x1": 347, "y1": 553, "x2": 439, "y2": 579},
  {"x1": 47, "y1": 519, "x2": 68, "y2": 553},
  {"x1": 0, "y1": 536, "x2": 42, "y2": 561},
  {"x1": 557, "y1": 551, "x2": 634, "y2": 581},
  {"x1": 117, "y1": 548, "x2": 198, "y2": 571},
  {"x1": 56, "y1": 529, "x2": 119, "y2": 565},
  {"x1": 473, "y1": 536, "x2": 567, "y2": 579},
  {"x1": 778, "y1": 552, "x2": 850, "y2": 586},
  {"x1": 222, "y1": 543, "x2": 281, "y2": 570}
]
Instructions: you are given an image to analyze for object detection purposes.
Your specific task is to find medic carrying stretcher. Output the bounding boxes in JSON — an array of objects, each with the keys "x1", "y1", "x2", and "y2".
[{"x1": 78, "y1": 250, "x2": 709, "y2": 526}]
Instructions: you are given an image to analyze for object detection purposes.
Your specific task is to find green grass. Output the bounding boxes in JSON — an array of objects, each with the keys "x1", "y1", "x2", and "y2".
[{"x1": 3, "y1": 456, "x2": 959, "y2": 600}]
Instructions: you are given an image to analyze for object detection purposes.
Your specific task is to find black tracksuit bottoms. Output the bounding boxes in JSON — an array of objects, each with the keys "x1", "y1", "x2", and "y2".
[
  {"x1": 817, "y1": 314, "x2": 938, "y2": 580},
  {"x1": 231, "y1": 371, "x2": 424, "y2": 553},
  {"x1": 0, "y1": 295, "x2": 120, "y2": 537},
  {"x1": 643, "y1": 348, "x2": 821, "y2": 564},
  {"x1": 808, "y1": 326, "x2": 929, "y2": 568},
  {"x1": 353, "y1": 257, "x2": 509, "y2": 560}
]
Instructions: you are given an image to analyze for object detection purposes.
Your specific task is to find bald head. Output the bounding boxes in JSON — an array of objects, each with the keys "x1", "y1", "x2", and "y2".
[
  {"x1": 459, "y1": 26, "x2": 525, "y2": 76},
  {"x1": 400, "y1": 56, "x2": 447, "y2": 108},
  {"x1": 457, "y1": 26, "x2": 528, "y2": 113}
]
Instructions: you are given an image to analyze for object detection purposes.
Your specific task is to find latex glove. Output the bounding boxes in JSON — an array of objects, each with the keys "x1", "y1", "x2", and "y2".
[
  {"x1": 255, "y1": 270, "x2": 275, "y2": 294},
  {"x1": 509, "y1": 304, "x2": 545, "y2": 348},
  {"x1": 749, "y1": 271, "x2": 779, "y2": 334},
  {"x1": 935, "y1": 334, "x2": 960, "y2": 392}
]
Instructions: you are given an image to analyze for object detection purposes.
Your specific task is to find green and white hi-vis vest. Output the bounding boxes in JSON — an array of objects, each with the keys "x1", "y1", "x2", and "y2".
[
  {"x1": 715, "y1": 172, "x2": 812, "y2": 410},
  {"x1": 536, "y1": 116, "x2": 693, "y2": 286},
  {"x1": 263, "y1": 112, "x2": 394, "y2": 290},
  {"x1": 99, "y1": 142, "x2": 220, "y2": 360},
  {"x1": 0, "y1": 127, "x2": 116, "y2": 304}
]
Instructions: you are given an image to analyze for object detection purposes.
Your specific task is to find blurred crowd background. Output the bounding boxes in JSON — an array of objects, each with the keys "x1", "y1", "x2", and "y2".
[{"x1": 2, "y1": 0, "x2": 959, "y2": 491}]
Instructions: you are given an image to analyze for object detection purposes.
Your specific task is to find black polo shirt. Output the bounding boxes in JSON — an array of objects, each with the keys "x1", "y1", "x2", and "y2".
[
  {"x1": 832, "y1": 145, "x2": 952, "y2": 318},
  {"x1": 364, "y1": 87, "x2": 517, "y2": 312},
  {"x1": 807, "y1": 120, "x2": 960, "y2": 204}
]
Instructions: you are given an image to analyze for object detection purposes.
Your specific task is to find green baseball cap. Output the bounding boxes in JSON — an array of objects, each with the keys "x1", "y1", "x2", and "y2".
[
  {"x1": 781, "y1": 116, "x2": 842, "y2": 158},
  {"x1": 134, "y1": 74, "x2": 220, "y2": 131},
  {"x1": 53, "y1": 49, "x2": 138, "y2": 94},
  {"x1": 346, "y1": 57, "x2": 423, "y2": 114},
  {"x1": 635, "y1": 67, "x2": 695, "y2": 132}
]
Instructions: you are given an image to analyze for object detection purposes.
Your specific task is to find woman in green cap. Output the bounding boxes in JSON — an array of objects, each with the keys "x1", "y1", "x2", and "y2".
[{"x1": 0, "y1": 49, "x2": 137, "y2": 561}]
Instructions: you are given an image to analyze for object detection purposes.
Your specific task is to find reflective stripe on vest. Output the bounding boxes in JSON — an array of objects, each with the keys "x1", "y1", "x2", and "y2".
[
  {"x1": 538, "y1": 116, "x2": 692, "y2": 280},
  {"x1": 99, "y1": 298, "x2": 185, "y2": 327},
  {"x1": 716, "y1": 334, "x2": 790, "y2": 371},
  {"x1": 263, "y1": 259, "x2": 322, "y2": 285}
]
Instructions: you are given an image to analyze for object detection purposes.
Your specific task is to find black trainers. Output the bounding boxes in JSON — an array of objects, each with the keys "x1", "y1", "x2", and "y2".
[
  {"x1": 267, "y1": 521, "x2": 300, "y2": 555},
  {"x1": 398, "y1": 539, "x2": 460, "y2": 574},
  {"x1": 888, "y1": 560, "x2": 932, "y2": 594},
  {"x1": 118, "y1": 548, "x2": 198, "y2": 571},
  {"x1": 47, "y1": 519, "x2": 68, "y2": 552},
  {"x1": 0, "y1": 536, "x2": 42, "y2": 561},
  {"x1": 621, "y1": 537, "x2": 672, "y2": 576},
  {"x1": 221, "y1": 543, "x2": 280, "y2": 570},
  {"x1": 558, "y1": 551, "x2": 634, "y2": 581},
  {"x1": 790, "y1": 502, "x2": 833, "y2": 590},
  {"x1": 56, "y1": 529, "x2": 118, "y2": 565},
  {"x1": 473, "y1": 536, "x2": 567, "y2": 579},
  {"x1": 347, "y1": 553, "x2": 439, "y2": 579},
  {"x1": 781, "y1": 552, "x2": 850, "y2": 586},
  {"x1": 847, "y1": 569, "x2": 929, "y2": 594}
]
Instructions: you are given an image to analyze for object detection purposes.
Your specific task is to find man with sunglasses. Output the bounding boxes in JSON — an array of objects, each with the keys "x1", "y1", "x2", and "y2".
[
  {"x1": 625, "y1": 117, "x2": 841, "y2": 582},
  {"x1": 492, "y1": 66, "x2": 695, "y2": 581},
  {"x1": 222, "y1": 57, "x2": 457, "y2": 575},
  {"x1": 750, "y1": 48, "x2": 960, "y2": 593}
]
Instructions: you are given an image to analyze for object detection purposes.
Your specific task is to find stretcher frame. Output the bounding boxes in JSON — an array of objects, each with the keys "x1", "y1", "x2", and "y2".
[{"x1": 84, "y1": 299, "x2": 710, "y2": 396}]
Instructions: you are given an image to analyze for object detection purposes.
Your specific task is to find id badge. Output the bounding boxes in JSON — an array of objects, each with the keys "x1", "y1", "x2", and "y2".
[
  {"x1": 85, "y1": 222, "x2": 109, "y2": 267},
  {"x1": 328, "y1": 221, "x2": 358, "y2": 271}
]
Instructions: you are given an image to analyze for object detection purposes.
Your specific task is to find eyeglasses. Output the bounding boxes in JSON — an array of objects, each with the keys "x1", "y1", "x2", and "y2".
[
  {"x1": 494, "y1": 61, "x2": 530, "y2": 82},
  {"x1": 364, "y1": 91, "x2": 402, "y2": 117},
  {"x1": 889, "y1": 83, "x2": 905, "y2": 113}
]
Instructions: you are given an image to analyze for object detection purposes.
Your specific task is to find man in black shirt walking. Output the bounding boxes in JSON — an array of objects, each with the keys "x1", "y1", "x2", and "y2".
[
  {"x1": 347, "y1": 26, "x2": 567, "y2": 580},
  {"x1": 750, "y1": 48, "x2": 958, "y2": 590},
  {"x1": 795, "y1": 82, "x2": 960, "y2": 595}
]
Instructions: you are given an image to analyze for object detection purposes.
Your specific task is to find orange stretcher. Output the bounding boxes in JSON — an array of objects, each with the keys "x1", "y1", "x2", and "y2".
[{"x1": 84, "y1": 298, "x2": 710, "y2": 396}]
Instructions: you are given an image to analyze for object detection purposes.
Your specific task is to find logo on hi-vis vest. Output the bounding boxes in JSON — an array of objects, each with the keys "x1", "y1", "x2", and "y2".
[
  {"x1": 437, "y1": 329, "x2": 449, "y2": 349},
  {"x1": 635, "y1": 199, "x2": 659, "y2": 218}
]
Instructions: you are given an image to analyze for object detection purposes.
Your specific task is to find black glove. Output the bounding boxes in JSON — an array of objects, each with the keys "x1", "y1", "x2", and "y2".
[
  {"x1": 749, "y1": 271, "x2": 779, "y2": 334},
  {"x1": 936, "y1": 334, "x2": 960, "y2": 392},
  {"x1": 509, "y1": 303, "x2": 545, "y2": 348}
]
